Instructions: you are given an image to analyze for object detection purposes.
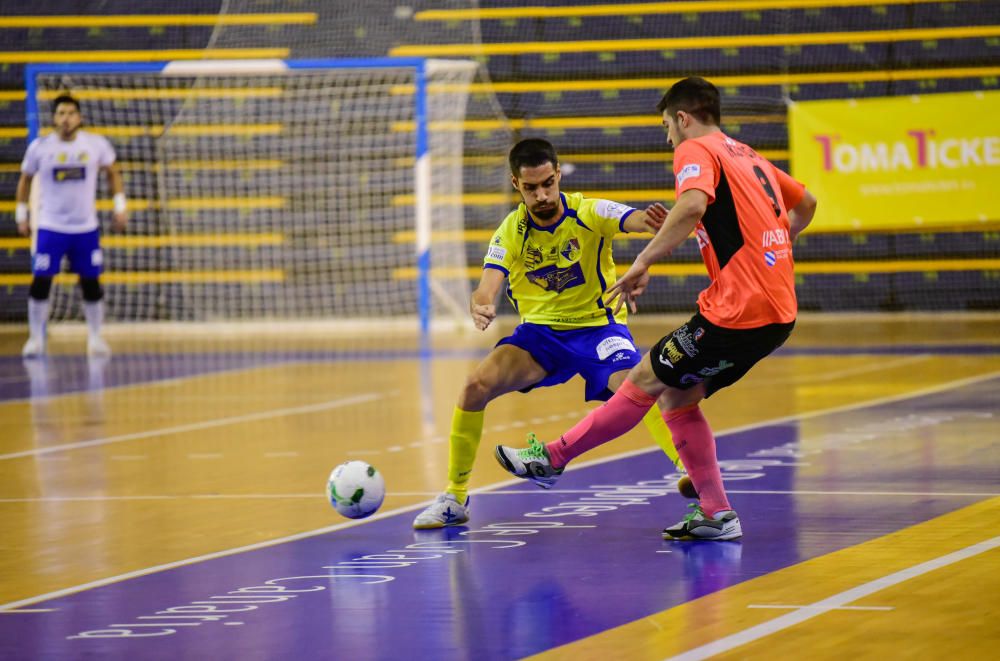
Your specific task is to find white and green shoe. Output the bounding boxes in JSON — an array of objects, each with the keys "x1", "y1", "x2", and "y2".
[
  {"x1": 494, "y1": 433, "x2": 563, "y2": 489},
  {"x1": 662, "y1": 503, "x2": 742, "y2": 541}
]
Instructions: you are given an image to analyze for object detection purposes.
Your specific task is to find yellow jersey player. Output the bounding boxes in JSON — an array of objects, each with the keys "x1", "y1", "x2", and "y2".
[{"x1": 413, "y1": 138, "x2": 684, "y2": 529}]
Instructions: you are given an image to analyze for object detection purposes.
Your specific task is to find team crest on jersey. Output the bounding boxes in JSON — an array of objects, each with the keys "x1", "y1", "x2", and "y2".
[
  {"x1": 526, "y1": 262, "x2": 585, "y2": 293},
  {"x1": 560, "y1": 238, "x2": 580, "y2": 262},
  {"x1": 78, "y1": 152, "x2": 89, "y2": 163},
  {"x1": 57, "y1": 152, "x2": 68, "y2": 163}
]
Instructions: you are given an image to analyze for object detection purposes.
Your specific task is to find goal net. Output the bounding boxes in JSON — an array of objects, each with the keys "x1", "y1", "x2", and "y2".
[{"x1": 24, "y1": 58, "x2": 512, "y2": 330}]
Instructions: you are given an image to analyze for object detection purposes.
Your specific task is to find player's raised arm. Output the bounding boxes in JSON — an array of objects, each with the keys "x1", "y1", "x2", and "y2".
[
  {"x1": 605, "y1": 190, "x2": 707, "y2": 314},
  {"x1": 102, "y1": 163, "x2": 128, "y2": 232},
  {"x1": 470, "y1": 267, "x2": 505, "y2": 330},
  {"x1": 620, "y1": 202, "x2": 669, "y2": 234},
  {"x1": 14, "y1": 172, "x2": 32, "y2": 237}
]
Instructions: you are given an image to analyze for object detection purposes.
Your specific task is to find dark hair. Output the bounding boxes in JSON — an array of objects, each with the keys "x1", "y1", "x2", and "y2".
[
  {"x1": 51, "y1": 94, "x2": 81, "y2": 116},
  {"x1": 508, "y1": 138, "x2": 558, "y2": 177},
  {"x1": 656, "y1": 77, "x2": 720, "y2": 126}
]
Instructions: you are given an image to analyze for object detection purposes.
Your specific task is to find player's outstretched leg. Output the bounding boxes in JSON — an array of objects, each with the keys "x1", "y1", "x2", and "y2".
[
  {"x1": 494, "y1": 433, "x2": 563, "y2": 489},
  {"x1": 412, "y1": 492, "x2": 470, "y2": 529},
  {"x1": 662, "y1": 503, "x2": 742, "y2": 541}
]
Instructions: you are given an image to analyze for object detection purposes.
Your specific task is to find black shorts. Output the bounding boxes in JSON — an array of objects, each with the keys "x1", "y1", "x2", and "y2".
[{"x1": 649, "y1": 312, "x2": 794, "y2": 398}]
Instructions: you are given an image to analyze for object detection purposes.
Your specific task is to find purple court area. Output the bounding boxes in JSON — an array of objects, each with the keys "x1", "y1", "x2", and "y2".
[{"x1": 2, "y1": 379, "x2": 996, "y2": 659}]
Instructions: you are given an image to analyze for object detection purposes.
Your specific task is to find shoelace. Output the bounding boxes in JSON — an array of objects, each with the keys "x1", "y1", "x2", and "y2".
[
  {"x1": 518, "y1": 433, "x2": 548, "y2": 462},
  {"x1": 682, "y1": 502, "x2": 705, "y2": 522}
]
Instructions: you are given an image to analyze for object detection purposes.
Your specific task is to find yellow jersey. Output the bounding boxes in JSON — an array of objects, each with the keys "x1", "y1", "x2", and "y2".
[{"x1": 483, "y1": 192, "x2": 637, "y2": 328}]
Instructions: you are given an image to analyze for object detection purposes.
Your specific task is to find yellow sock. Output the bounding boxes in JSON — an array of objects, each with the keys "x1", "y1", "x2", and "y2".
[
  {"x1": 641, "y1": 407, "x2": 685, "y2": 472},
  {"x1": 445, "y1": 407, "x2": 485, "y2": 503}
]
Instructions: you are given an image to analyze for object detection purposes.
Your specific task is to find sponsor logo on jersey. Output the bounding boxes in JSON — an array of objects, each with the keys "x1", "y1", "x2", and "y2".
[
  {"x1": 52, "y1": 166, "x2": 85, "y2": 182},
  {"x1": 596, "y1": 335, "x2": 636, "y2": 360},
  {"x1": 762, "y1": 228, "x2": 789, "y2": 247},
  {"x1": 680, "y1": 360, "x2": 735, "y2": 385},
  {"x1": 672, "y1": 326, "x2": 700, "y2": 357},
  {"x1": 526, "y1": 262, "x2": 585, "y2": 293},
  {"x1": 487, "y1": 245, "x2": 507, "y2": 261},
  {"x1": 33, "y1": 253, "x2": 51, "y2": 272},
  {"x1": 676, "y1": 163, "x2": 701, "y2": 186},
  {"x1": 693, "y1": 327, "x2": 705, "y2": 341},
  {"x1": 657, "y1": 338, "x2": 685, "y2": 367}
]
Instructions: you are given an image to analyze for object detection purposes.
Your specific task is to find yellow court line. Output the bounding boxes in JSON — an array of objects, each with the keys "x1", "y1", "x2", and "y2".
[
  {"x1": 0, "y1": 160, "x2": 284, "y2": 172},
  {"x1": 390, "y1": 26, "x2": 1000, "y2": 57},
  {"x1": 37, "y1": 88, "x2": 286, "y2": 100},
  {"x1": 529, "y1": 497, "x2": 1000, "y2": 660},
  {"x1": 415, "y1": 0, "x2": 961, "y2": 20},
  {"x1": 392, "y1": 259, "x2": 1000, "y2": 280},
  {"x1": 394, "y1": 217, "x2": 998, "y2": 244},
  {"x1": 0, "y1": 197, "x2": 285, "y2": 212},
  {"x1": 0, "y1": 14, "x2": 316, "y2": 28},
  {"x1": 454, "y1": 66, "x2": 1000, "y2": 94},
  {"x1": 3, "y1": 125, "x2": 282, "y2": 138},
  {"x1": 36, "y1": 124, "x2": 284, "y2": 138},
  {"x1": 0, "y1": 234, "x2": 284, "y2": 250},
  {"x1": 0, "y1": 48, "x2": 289, "y2": 64},
  {"x1": 392, "y1": 114, "x2": 785, "y2": 132},
  {"x1": 0, "y1": 271, "x2": 285, "y2": 286},
  {"x1": 392, "y1": 151, "x2": 789, "y2": 168},
  {"x1": 391, "y1": 190, "x2": 677, "y2": 206}
]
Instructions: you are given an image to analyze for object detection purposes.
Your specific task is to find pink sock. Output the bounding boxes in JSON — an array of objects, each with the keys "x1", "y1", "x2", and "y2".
[
  {"x1": 664, "y1": 404, "x2": 731, "y2": 517},
  {"x1": 546, "y1": 379, "x2": 656, "y2": 468}
]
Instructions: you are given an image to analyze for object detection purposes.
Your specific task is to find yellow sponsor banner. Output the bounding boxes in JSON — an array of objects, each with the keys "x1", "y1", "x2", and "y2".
[{"x1": 789, "y1": 91, "x2": 999, "y2": 231}]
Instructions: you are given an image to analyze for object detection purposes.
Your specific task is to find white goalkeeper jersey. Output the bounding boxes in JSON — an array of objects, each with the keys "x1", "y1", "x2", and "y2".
[{"x1": 20, "y1": 130, "x2": 116, "y2": 234}]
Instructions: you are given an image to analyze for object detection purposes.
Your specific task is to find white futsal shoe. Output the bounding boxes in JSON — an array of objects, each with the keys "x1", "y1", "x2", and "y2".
[
  {"x1": 412, "y1": 493, "x2": 470, "y2": 529},
  {"x1": 21, "y1": 336, "x2": 46, "y2": 358},
  {"x1": 87, "y1": 335, "x2": 112, "y2": 358}
]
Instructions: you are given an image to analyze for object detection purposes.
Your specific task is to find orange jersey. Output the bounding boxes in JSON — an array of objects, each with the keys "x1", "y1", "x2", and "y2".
[{"x1": 673, "y1": 132, "x2": 805, "y2": 329}]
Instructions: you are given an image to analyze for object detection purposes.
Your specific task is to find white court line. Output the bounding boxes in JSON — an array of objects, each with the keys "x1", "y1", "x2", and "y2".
[
  {"x1": 747, "y1": 604, "x2": 894, "y2": 611},
  {"x1": 2, "y1": 370, "x2": 997, "y2": 612},
  {"x1": 1, "y1": 489, "x2": 995, "y2": 504},
  {"x1": 666, "y1": 535, "x2": 1000, "y2": 661},
  {"x1": 0, "y1": 392, "x2": 386, "y2": 461}
]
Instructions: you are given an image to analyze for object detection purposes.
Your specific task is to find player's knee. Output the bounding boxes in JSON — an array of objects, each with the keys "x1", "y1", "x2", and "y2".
[
  {"x1": 459, "y1": 373, "x2": 494, "y2": 409},
  {"x1": 29, "y1": 276, "x2": 53, "y2": 301},
  {"x1": 79, "y1": 277, "x2": 103, "y2": 302}
]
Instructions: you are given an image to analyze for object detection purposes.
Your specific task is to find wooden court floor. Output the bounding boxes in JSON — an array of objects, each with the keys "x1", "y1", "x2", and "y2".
[{"x1": 0, "y1": 313, "x2": 998, "y2": 659}]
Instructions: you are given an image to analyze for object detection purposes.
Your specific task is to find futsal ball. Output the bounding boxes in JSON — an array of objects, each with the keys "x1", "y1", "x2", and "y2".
[{"x1": 327, "y1": 461, "x2": 386, "y2": 519}]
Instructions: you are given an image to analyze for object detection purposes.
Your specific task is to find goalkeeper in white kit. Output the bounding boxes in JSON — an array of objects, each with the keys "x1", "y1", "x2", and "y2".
[{"x1": 15, "y1": 94, "x2": 128, "y2": 358}]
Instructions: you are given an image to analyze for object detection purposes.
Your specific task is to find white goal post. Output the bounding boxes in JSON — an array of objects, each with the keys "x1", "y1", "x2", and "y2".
[{"x1": 24, "y1": 58, "x2": 512, "y2": 335}]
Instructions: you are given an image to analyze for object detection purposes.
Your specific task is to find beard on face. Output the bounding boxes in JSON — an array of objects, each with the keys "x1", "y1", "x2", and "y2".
[{"x1": 532, "y1": 203, "x2": 558, "y2": 220}]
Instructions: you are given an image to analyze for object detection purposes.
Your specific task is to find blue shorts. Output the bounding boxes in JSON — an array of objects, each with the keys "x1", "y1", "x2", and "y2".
[
  {"x1": 497, "y1": 323, "x2": 642, "y2": 401},
  {"x1": 32, "y1": 228, "x2": 103, "y2": 278}
]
